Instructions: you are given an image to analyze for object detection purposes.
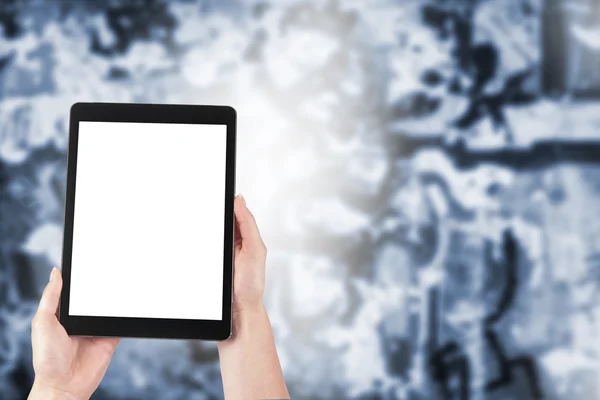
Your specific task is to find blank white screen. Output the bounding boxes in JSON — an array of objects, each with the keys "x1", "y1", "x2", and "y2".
[{"x1": 69, "y1": 121, "x2": 227, "y2": 320}]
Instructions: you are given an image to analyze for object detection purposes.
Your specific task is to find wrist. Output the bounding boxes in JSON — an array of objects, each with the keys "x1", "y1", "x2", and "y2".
[
  {"x1": 234, "y1": 300, "x2": 267, "y2": 320},
  {"x1": 218, "y1": 301, "x2": 270, "y2": 349},
  {"x1": 217, "y1": 301, "x2": 290, "y2": 399},
  {"x1": 29, "y1": 380, "x2": 80, "y2": 400}
]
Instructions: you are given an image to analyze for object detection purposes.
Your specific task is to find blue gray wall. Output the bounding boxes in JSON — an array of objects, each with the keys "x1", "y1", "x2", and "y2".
[{"x1": 1, "y1": 0, "x2": 599, "y2": 399}]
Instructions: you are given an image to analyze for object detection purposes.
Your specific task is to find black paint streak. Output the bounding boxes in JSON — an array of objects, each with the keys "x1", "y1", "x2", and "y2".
[
  {"x1": 428, "y1": 230, "x2": 543, "y2": 399},
  {"x1": 89, "y1": 0, "x2": 178, "y2": 57},
  {"x1": 484, "y1": 329, "x2": 542, "y2": 398},
  {"x1": 0, "y1": 0, "x2": 22, "y2": 40},
  {"x1": 419, "y1": 2, "x2": 537, "y2": 144},
  {"x1": 484, "y1": 232, "x2": 518, "y2": 326},
  {"x1": 428, "y1": 342, "x2": 470, "y2": 400},
  {"x1": 540, "y1": 0, "x2": 568, "y2": 97},
  {"x1": 389, "y1": 137, "x2": 600, "y2": 170},
  {"x1": 451, "y1": 67, "x2": 537, "y2": 144}
]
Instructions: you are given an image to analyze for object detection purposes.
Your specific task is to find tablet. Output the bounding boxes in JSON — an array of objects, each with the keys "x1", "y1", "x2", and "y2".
[{"x1": 59, "y1": 102, "x2": 236, "y2": 340}]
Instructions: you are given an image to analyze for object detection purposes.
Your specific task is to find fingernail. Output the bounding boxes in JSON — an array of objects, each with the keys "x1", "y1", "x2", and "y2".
[
  {"x1": 239, "y1": 194, "x2": 246, "y2": 206},
  {"x1": 49, "y1": 268, "x2": 55, "y2": 282}
]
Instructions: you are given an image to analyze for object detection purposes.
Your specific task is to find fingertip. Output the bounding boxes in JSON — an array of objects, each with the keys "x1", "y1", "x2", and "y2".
[
  {"x1": 234, "y1": 195, "x2": 247, "y2": 218},
  {"x1": 235, "y1": 194, "x2": 246, "y2": 209},
  {"x1": 38, "y1": 268, "x2": 62, "y2": 316},
  {"x1": 234, "y1": 201, "x2": 264, "y2": 252},
  {"x1": 49, "y1": 267, "x2": 63, "y2": 288}
]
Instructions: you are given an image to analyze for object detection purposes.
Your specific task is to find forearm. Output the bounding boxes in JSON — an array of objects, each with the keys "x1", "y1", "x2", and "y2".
[
  {"x1": 217, "y1": 304, "x2": 290, "y2": 400},
  {"x1": 28, "y1": 381, "x2": 80, "y2": 400}
]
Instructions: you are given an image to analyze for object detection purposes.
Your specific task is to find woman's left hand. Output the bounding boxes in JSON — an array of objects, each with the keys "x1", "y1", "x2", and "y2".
[{"x1": 28, "y1": 268, "x2": 121, "y2": 400}]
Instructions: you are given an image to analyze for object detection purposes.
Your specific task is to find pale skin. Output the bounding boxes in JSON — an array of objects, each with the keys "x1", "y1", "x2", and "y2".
[{"x1": 28, "y1": 195, "x2": 290, "y2": 400}]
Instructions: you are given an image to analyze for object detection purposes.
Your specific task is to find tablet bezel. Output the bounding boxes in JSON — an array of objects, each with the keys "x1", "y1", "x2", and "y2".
[{"x1": 59, "y1": 102, "x2": 236, "y2": 341}]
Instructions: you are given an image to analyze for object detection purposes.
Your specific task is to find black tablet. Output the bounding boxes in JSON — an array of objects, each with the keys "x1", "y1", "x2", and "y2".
[{"x1": 59, "y1": 102, "x2": 236, "y2": 340}]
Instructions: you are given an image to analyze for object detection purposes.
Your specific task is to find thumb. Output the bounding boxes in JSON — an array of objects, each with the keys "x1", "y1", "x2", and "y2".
[
  {"x1": 234, "y1": 195, "x2": 266, "y2": 253},
  {"x1": 35, "y1": 268, "x2": 62, "y2": 320}
]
